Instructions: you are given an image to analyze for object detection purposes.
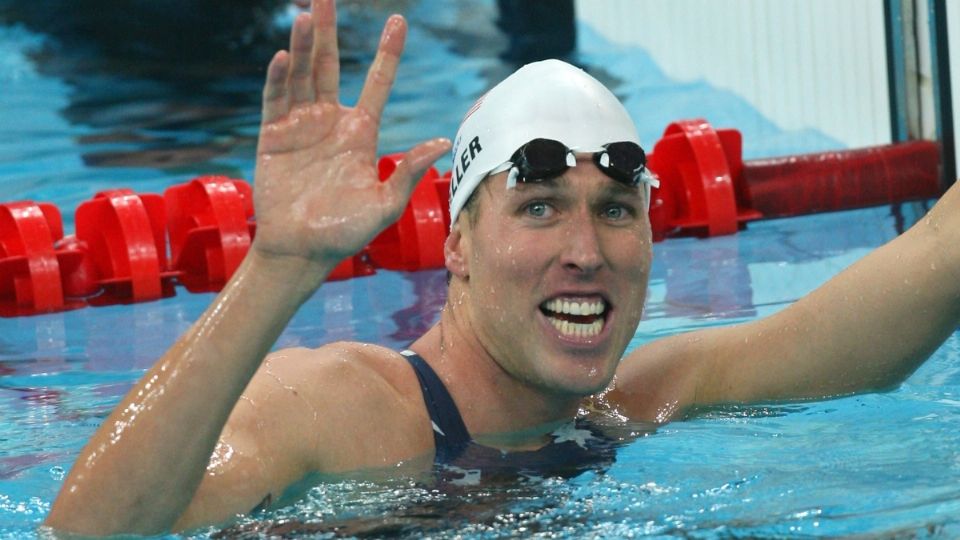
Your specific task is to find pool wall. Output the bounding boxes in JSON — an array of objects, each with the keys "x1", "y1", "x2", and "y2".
[{"x1": 576, "y1": 0, "x2": 960, "y2": 169}]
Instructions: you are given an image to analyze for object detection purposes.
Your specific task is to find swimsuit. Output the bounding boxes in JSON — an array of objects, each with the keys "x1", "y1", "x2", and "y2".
[
  {"x1": 400, "y1": 350, "x2": 619, "y2": 484},
  {"x1": 221, "y1": 351, "x2": 623, "y2": 536}
]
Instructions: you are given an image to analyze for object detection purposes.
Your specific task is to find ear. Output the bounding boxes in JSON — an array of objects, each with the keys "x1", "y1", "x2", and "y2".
[{"x1": 444, "y1": 224, "x2": 469, "y2": 278}]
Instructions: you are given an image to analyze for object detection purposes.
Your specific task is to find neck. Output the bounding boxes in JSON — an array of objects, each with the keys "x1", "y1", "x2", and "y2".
[{"x1": 409, "y1": 298, "x2": 583, "y2": 447}]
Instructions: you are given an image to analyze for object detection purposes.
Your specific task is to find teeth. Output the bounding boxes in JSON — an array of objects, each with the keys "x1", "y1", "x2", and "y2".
[
  {"x1": 550, "y1": 317, "x2": 604, "y2": 338},
  {"x1": 544, "y1": 298, "x2": 606, "y2": 316}
]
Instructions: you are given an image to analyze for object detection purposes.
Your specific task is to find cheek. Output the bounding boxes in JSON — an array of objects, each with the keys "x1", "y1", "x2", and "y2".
[
  {"x1": 609, "y1": 232, "x2": 652, "y2": 306},
  {"x1": 468, "y1": 238, "x2": 553, "y2": 324},
  {"x1": 608, "y1": 227, "x2": 651, "y2": 267},
  {"x1": 475, "y1": 234, "x2": 552, "y2": 277}
]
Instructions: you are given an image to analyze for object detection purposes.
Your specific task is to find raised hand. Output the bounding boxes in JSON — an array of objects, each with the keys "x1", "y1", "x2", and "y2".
[
  {"x1": 251, "y1": 0, "x2": 450, "y2": 273},
  {"x1": 44, "y1": 5, "x2": 454, "y2": 535}
]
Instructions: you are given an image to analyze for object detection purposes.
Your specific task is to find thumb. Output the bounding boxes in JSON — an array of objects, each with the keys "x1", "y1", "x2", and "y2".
[{"x1": 385, "y1": 137, "x2": 452, "y2": 201}]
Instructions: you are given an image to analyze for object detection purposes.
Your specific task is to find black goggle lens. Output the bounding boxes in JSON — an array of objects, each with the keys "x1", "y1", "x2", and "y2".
[
  {"x1": 509, "y1": 139, "x2": 646, "y2": 187},
  {"x1": 511, "y1": 139, "x2": 570, "y2": 182},
  {"x1": 598, "y1": 141, "x2": 646, "y2": 186}
]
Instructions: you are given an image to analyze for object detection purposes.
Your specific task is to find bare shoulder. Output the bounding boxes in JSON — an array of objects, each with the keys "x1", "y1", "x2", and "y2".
[
  {"x1": 255, "y1": 342, "x2": 406, "y2": 388},
  {"x1": 260, "y1": 342, "x2": 424, "y2": 412},
  {"x1": 178, "y1": 347, "x2": 434, "y2": 529},
  {"x1": 240, "y1": 341, "x2": 433, "y2": 471}
]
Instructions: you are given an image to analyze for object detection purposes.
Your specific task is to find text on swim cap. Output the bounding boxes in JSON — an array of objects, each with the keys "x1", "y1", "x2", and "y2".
[{"x1": 451, "y1": 136, "x2": 483, "y2": 196}]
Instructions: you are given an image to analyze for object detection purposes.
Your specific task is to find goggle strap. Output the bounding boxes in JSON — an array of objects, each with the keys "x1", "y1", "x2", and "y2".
[
  {"x1": 639, "y1": 168, "x2": 660, "y2": 188},
  {"x1": 641, "y1": 169, "x2": 658, "y2": 212},
  {"x1": 506, "y1": 166, "x2": 520, "y2": 189}
]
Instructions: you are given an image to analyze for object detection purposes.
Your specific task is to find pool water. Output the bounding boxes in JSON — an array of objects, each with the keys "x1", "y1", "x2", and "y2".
[{"x1": 2, "y1": 1, "x2": 960, "y2": 537}]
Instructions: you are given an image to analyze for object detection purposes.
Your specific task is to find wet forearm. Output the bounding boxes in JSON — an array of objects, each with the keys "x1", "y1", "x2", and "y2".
[
  {"x1": 791, "y1": 225, "x2": 958, "y2": 394},
  {"x1": 45, "y1": 251, "x2": 332, "y2": 535},
  {"x1": 750, "y1": 184, "x2": 960, "y2": 400},
  {"x1": 695, "y1": 183, "x2": 960, "y2": 406}
]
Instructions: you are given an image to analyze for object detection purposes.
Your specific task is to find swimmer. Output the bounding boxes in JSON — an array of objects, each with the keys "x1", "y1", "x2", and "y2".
[{"x1": 44, "y1": 0, "x2": 960, "y2": 535}]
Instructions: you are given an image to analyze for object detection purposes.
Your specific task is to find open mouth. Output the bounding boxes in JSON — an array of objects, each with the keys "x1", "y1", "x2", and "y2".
[{"x1": 539, "y1": 297, "x2": 609, "y2": 339}]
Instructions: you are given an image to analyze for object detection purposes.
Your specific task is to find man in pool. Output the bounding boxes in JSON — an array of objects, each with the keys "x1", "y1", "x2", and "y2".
[{"x1": 44, "y1": 0, "x2": 960, "y2": 535}]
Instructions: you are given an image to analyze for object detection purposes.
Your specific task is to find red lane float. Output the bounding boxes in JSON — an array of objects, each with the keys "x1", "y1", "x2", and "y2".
[
  {"x1": 165, "y1": 176, "x2": 254, "y2": 292},
  {"x1": 647, "y1": 119, "x2": 943, "y2": 240},
  {"x1": 648, "y1": 119, "x2": 761, "y2": 239},
  {"x1": 0, "y1": 202, "x2": 72, "y2": 316},
  {"x1": 75, "y1": 189, "x2": 176, "y2": 305},
  {"x1": 0, "y1": 119, "x2": 944, "y2": 317},
  {"x1": 367, "y1": 154, "x2": 447, "y2": 272}
]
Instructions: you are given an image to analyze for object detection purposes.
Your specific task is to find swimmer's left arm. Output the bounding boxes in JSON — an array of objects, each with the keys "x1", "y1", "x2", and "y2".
[{"x1": 613, "y1": 180, "x2": 960, "y2": 421}]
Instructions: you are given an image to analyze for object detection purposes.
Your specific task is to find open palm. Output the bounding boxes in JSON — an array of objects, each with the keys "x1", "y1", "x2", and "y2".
[{"x1": 251, "y1": 0, "x2": 449, "y2": 267}]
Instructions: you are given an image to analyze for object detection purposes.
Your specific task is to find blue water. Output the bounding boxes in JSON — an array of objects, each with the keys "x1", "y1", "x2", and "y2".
[{"x1": 2, "y1": 1, "x2": 959, "y2": 537}]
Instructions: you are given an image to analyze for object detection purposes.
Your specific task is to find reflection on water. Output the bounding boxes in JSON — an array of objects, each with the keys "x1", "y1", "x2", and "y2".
[
  {"x1": 688, "y1": 402, "x2": 813, "y2": 420},
  {"x1": 658, "y1": 234, "x2": 757, "y2": 320},
  {"x1": 641, "y1": 201, "x2": 929, "y2": 326},
  {"x1": 2, "y1": 0, "x2": 289, "y2": 175},
  {"x1": 390, "y1": 271, "x2": 449, "y2": 342},
  {"x1": 0, "y1": 1, "x2": 510, "y2": 179},
  {"x1": 211, "y1": 475, "x2": 583, "y2": 538},
  {"x1": 207, "y1": 432, "x2": 645, "y2": 540}
]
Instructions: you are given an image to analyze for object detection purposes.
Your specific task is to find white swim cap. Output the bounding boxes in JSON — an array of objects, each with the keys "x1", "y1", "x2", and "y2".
[{"x1": 448, "y1": 59, "x2": 644, "y2": 229}]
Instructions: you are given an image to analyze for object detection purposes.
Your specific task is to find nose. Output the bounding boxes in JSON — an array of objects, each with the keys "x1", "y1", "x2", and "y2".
[{"x1": 559, "y1": 211, "x2": 605, "y2": 275}]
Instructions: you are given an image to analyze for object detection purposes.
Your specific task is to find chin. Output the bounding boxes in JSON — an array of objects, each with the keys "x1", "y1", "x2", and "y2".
[{"x1": 535, "y1": 355, "x2": 619, "y2": 397}]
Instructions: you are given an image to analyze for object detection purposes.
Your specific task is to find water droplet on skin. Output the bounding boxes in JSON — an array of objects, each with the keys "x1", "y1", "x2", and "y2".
[{"x1": 206, "y1": 440, "x2": 237, "y2": 475}]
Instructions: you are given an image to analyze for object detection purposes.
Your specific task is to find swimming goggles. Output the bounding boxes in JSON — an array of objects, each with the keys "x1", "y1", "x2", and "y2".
[{"x1": 490, "y1": 138, "x2": 660, "y2": 195}]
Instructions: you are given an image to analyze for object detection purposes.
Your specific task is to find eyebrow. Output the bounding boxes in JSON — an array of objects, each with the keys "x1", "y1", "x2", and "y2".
[{"x1": 603, "y1": 182, "x2": 643, "y2": 199}]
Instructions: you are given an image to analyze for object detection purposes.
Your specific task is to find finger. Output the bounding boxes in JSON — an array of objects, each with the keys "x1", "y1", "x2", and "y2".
[
  {"x1": 311, "y1": 0, "x2": 340, "y2": 103},
  {"x1": 385, "y1": 138, "x2": 452, "y2": 201},
  {"x1": 262, "y1": 50, "x2": 291, "y2": 125},
  {"x1": 356, "y1": 14, "x2": 406, "y2": 120},
  {"x1": 288, "y1": 12, "x2": 316, "y2": 105}
]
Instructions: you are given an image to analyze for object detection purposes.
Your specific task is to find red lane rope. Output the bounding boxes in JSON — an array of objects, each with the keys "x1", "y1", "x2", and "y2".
[{"x1": 0, "y1": 120, "x2": 943, "y2": 316}]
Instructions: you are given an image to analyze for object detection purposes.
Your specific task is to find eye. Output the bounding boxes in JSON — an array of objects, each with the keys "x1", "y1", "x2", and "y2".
[
  {"x1": 601, "y1": 204, "x2": 632, "y2": 221},
  {"x1": 523, "y1": 201, "x2": 554, "y2": 219}
]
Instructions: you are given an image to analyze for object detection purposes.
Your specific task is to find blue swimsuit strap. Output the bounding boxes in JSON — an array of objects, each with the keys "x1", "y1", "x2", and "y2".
[{"x1": 400, "y1": 350, "x2": 471, "y2": 462}]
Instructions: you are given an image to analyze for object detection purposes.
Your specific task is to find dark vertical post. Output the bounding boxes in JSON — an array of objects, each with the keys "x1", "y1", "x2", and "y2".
[
  {"x1": 930, "y1": 0, "x2": 956, "y2": 187},
  {"x1": 496, "y1": 0, "x2": 576, "y2": 63},
  {"x1": 885, "y1": 0, "x2": 909, "y2": 142}
]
